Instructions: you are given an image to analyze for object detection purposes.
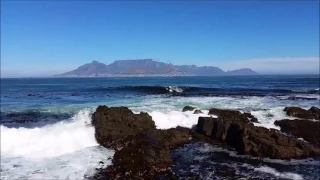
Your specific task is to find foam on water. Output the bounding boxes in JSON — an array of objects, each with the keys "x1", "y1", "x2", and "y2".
[
  {"x1": 150, "y1": 110, "x2": 211, "y2": 129},
  {"x1": 1, "y1": 94, "x2": 319, "y2": 179},
  {"x1": 166, "y1": 86, "x2": 184, "y2": 93},
  {"x1": 1, "y1": 109, "x2": 115, "y2": 179},
  {"x1": 1, "y1": 109, "x2": 98, "y2": 159},
  {"x1": 254, "y1": 166, "x2": 304, "y2": 180},
  {"x1": 127, "y1": 96, "x2": 319, "y2": 130}
]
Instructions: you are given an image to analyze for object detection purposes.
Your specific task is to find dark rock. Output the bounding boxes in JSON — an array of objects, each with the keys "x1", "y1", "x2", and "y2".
[
  {"x1": 308, "y1": 106, "x2": 320, "y2": 120},
  {"x1": 266, "y1": 113, "x2": 274, "y2": 117},
  {"x1": 214, "y1": 165, "x2": 237, "y2": 178},
  {"x1": 99, "y1": 127, "x2": 192, "y2": 179},
  {"x1": 193, "y1": 109, "x2": 203, "y2": 114},
  {"x1": 182, "y1": 106, "x2": 196, "y2": 112},
  {"x1": 283, "y1": 107, "x2": 315, "y2": 119},
  {"x1": 243, "y1": 112, "x2": 259, "y2": 123},
  {"x1": 275, "y1": 119, "x2": 320, "y2": 147},
  {"x1": 91, "y1": 105, "x2": 155, "y2": 148},
  {"x1": 250, "y1": 117, "x2": 259, "y2": 123},
  {"x1": 209, "y1": 108, "x2": 257, "y2": 123},
  {"x1": 196, "y1": 117, "x2": 320, "y2": 159}
]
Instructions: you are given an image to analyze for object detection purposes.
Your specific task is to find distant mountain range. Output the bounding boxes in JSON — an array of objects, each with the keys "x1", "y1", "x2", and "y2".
[{"x1": 55, "y1": 59, "x2": 258, "y2": 77}]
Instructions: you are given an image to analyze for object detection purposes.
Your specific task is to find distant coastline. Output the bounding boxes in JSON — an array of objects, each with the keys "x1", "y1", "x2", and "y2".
[{"x1": 55, "y1": 59, "x2": 259, "y2": 77}]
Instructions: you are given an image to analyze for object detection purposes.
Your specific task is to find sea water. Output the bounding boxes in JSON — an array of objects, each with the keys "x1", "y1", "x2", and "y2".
[{"x1": 1, "y1": 75, "x2": 319, "y2": 179}]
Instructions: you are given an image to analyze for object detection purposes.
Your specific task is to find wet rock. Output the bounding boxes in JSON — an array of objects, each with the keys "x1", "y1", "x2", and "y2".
[
  {"x1": 308, "y1": 106, "x2": 320, "y2": 120},
  {"x1": 182, "y1": 106, "x2": 196, "y2": 112},
  {"x1": 243, "y1": 112, "x2": 259, "y2": 123},
  {"x1": 283, "y1": 107, "x2": 316, "y2": 120},
  {"x1": 100, "y1": 127, "x2": 192, "y2": 179},
  {"x1": 266, "y1": 113, "x2": 274, "y2": 117},
  {"x1": 275, "y1": 119, "x2": 320, "y2": 147},
  {"x1": 193, "y1": 109, "x2": 203, "y2": 114},
  {"x1": 91, "y1": 105, "x2": 155, "y2": 148},
  {"x1": 196, "y1": 117, "x2": 320, "y2": 159},
  {"x1": 209, "y1": 108, "x2": 258, "y2": 123}
]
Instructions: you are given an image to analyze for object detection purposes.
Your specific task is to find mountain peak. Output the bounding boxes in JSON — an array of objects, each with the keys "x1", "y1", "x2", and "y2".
[{"x1": 91, "y1": 60, "x2": 100, "y2": 64}]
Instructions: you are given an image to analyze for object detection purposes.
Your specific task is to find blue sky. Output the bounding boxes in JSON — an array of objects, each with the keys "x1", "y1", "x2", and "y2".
[{"x1": 1, "y1": 1, "x2": 319, "y2": 77}]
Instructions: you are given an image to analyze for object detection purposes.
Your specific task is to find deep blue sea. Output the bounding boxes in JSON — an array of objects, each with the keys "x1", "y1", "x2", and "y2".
[{"x1": 1, "y1": 75, "x2": 319, "y2": 179}]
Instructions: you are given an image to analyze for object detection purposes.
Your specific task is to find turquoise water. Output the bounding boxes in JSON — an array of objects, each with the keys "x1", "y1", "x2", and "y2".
[{"x1": 1, "y1": 75, "x2": 319, "y2": 179}]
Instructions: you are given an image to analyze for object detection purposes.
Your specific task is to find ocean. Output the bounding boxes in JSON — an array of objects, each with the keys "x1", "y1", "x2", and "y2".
[{"x1": 1, "y1": 75, "x2": 319, "y2": 179}]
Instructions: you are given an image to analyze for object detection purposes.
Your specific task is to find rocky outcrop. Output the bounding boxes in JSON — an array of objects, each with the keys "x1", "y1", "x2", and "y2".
[
  {"x1": 91, "y1": 106, "x2": 225, "y2": 179},
  {"x1": 93, "y1": 126, "x2": 222, "y2": 179},
  {"x1": 275, "y1": 119, "x2": 320, "y2": 147},
  {"x1": 182, "y1": 106, "x2": 196, "y2": 112},
  {"x1": 91, "y1": 106, "x2": 155, "y2": 148},
  {"x1": 196, "y1": 116, "x2": 320, "y2": 159},
  {"x1": 309, "y1": 106, "x2": 320, "y2": 120},
  {"x1": 194, "y1": 109, "x2": 203, "y2": 114},
  {"x1": 208, "y1": 108, "x2": 258, "y2": 123},
  {"x1": 284, "y1": 106, "x2": 320, "y2": 120},
  {"x1": 101, "y1": 127, "x2": 191, "y2": 179}
]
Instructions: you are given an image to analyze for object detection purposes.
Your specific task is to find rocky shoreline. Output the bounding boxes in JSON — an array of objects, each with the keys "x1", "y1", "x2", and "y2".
[{"x1": 89, "y1": 105, "x2": 320, "y2": 179}]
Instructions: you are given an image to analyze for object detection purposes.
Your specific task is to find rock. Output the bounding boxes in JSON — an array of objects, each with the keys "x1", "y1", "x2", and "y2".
[
  {"x1": 283, "y1": 107, "x2": 315, "y2": 119},
  {"x1": 100, "y1": 127, "x2": 192, "y2": 179},
  {"x1": 196, "y1": 117, "x2": 320, "y2": 159},
  {"x1": 209, "y1": 108, "x2": 258, "y2": 123},
  {"x1": 91, "y1": 105, "x2": 155, "y2": 148},
  {"x1": 266, "y1": 113, "x2": 274, "y2": 117},
  {"x1": 308, "y1": 106, "x2": 320, "y2": 120},
  {"x1": 275, "y1": 119, "x2": 320, "y2": 147},
  {"x1": 182, "y1": 106, "x2": 196, "y2": 112},
  {"x1": 243, "y1": 112, "x2": 259, "y2": 123},
  {"x1": 193, "y1": 109, "x2": 203, "y2": 114}
]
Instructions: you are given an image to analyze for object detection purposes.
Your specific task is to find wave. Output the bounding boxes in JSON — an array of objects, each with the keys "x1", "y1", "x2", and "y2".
[
  {"x1": 0, "y1": 109, "x2": 98, "y2": 159},
  {"x1": 89, "y1": 85, "x2": 320, "y2": 96}
]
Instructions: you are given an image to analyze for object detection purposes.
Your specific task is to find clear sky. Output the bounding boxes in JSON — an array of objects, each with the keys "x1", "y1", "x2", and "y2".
[{"x1": 1, "y1": 1, "x2": 319, "y2": 77}]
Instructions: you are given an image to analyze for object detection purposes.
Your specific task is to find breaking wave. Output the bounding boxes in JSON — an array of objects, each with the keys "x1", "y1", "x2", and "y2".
[
  {"x1": 1, "y1": 109, "x2": 98, "y2": 159},
  {"x1": 90, "y1": 86, "x2": 320, "y2": 96}
]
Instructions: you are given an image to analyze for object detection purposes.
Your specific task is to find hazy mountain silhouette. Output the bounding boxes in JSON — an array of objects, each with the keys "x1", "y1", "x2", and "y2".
[{"x1": 56, "y1": 59, "x2": 258, "y2": 77}]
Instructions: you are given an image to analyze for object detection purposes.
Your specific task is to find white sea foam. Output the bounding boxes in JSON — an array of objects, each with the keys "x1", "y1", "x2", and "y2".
[
  {"x1": 0, "y1": 109, "x2": 114, "y2": 179},
  {"x1": 166, "y1": 86, "x2": 184, "y2": 93},
  {"x1": 1, "y1": 109, "x2": 98, "y2": 159},
  {"x1": 150, "y1": 110, "x2": 211, "y2": 129},
  {"x1": 254, "y1": 166, "x2": 304, "y2": 180}
]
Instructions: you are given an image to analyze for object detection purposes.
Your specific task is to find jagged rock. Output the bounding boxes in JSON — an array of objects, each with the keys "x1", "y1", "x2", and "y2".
[
  {"x1": 182, "y1": 106, "x2": 196, "y2": 112},
  {"x1": 283, "y1": 106, "x2": 317, "y2": 120},
  {"x1": 196, "y1": 117, "x2": 320, "y2": 159},
  {"x1": 98, "y1": 127, "x2": 192, "y2": 179},
  {"x1": 243, "y1": 112, "x2": 259, "y2": 123},
  {"x1": 194, "y1": 109, "x2": 203, "y2": 114},
  {"x1": 208, "y1": 108, "x2": 258, "y2": 123},
  {"x1": 91, "y1": 105, "x2": 155, "y2": 148},
  {"x1": 275, "y1": 119, "x2": 320, "y2": 147},
  {"x1": 309, "y1": 106, "x2": 320, "y2": 120}
]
